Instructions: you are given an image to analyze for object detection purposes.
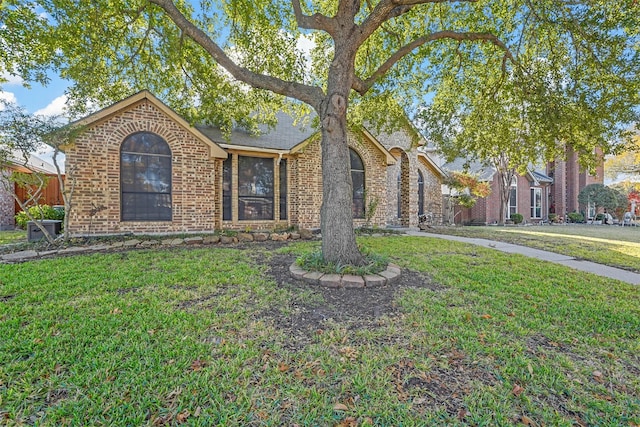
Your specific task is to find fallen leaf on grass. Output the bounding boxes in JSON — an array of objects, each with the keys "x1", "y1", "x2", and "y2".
[
  {"x1": 333, "y1": 403, "x2": 349, "y2": 411},
  {"x1": 193, "y1": 406, "x2": 201, "y2": 417},
  {"x1": 335, "y1": 416, "x2": 358, "y2": 427},
  {"x1": 110, "y1": 308, "x2": 122, "y2": 314},
  {"x1": 527, "y1": 363, "x2": 534, "y2": 376},
  {"x1": 457, "y1": 408, "x2": 468, "y2": 420},
  {"x1": 278, "y1": 362, "x2": 290, "y2": 372},
  {"x1": 592, "y1": 371, "x2": 604, "y2": 382},
  {"x1": 176, "y1": 410, "x2": 190, "y2": 423},
  {"x1": 512, "y1": 384, "x2": 525, "y2": 397},
  {"x1": 479, "y1": 314, "x2": 492, "y2": 319},
  {"x1": 190, "y1": 359, "x2": 207, "y2": 372},
  {"x1": 521, "y1": 415, "x2": 536, "y2": 426}
]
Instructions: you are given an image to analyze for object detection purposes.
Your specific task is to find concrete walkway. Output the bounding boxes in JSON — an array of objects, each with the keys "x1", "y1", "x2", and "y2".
[{"x1": 405, "y1": 229, "x2": 640, "y2": 286}]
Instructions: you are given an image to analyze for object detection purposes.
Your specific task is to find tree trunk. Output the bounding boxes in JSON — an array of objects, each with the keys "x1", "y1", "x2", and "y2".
[{"x1": 319, "y1": 64, "x2": 364, "y2": 265}]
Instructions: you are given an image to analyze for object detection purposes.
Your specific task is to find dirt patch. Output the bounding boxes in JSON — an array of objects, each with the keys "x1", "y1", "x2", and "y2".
[{"x1": 263, "y1": 252, "x2": 443, "y2": 351}]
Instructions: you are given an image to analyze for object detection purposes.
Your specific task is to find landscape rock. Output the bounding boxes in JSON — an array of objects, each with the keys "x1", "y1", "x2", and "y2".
[
  {"x1": 184, "y1": 236, "x2": 204, "y2": 245},
  {"x1": 341, "y1": 274, "x2": 365, "y2": 288},
  {"x1": 299, "y1": 229, "x2": 314, "y2": 240},
  {"x1": 203, "y1": 235, "x2": 220, "y2": 244},
  {"x1": 253, "y1": 233, "x2": 269, "y2": 242},
  {"x1": 238, "y1": 233, "x2": 254, "y2": 242}
]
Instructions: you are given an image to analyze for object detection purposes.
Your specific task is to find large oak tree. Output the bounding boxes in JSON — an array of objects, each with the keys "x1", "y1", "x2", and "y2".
[{"x1": 2, "y1": 0, "x2": 638, "y2": 265}]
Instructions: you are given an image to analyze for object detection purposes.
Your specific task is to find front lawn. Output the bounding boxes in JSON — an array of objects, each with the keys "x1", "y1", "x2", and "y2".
[
  {"x1": 0, "y1": 230, "x2": 25, "y2": 246},
  {"x1": 1, "y1": 237, "x2": 639, "y2": 426},
  {"x1": 424, "y1": 225, "x2": 640, "y2": 273}
]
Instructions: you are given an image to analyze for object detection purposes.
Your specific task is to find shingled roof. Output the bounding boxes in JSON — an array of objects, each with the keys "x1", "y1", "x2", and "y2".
[{"x1": 196, "y1": 112, "x2": 317, "y2": 151}]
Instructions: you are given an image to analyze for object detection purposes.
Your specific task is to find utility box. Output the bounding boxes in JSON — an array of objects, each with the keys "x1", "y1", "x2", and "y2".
[{"x1": 27, "y1": 220, "x2": 62, "y2": 242}]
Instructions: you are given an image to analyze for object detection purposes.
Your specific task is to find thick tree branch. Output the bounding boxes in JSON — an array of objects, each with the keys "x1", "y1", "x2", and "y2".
[
  {"x1": 291, "y1": 0, "x2": 335, "y2": 34},
  {"x1": 353, "y1": 30, "x2": 516, "y2": 95},
  {"x1": 147, "y1": 0, "x2": 324, "y2": 109},
  {"x1": 357, "y1": 0, "x2": 480, "y2": 45}
]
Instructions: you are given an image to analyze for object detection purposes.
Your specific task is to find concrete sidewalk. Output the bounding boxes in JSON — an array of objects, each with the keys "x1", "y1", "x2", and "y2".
[{"x1": 405, "y1": 229, "x2": 640, "y2": 285}]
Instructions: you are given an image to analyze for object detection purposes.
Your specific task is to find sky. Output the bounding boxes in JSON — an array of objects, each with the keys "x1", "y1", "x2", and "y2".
[{"x1": 0, "y1": 73, "x2": 69, "y2": 116}]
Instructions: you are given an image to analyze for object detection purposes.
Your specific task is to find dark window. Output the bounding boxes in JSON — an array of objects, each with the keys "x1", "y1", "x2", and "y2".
[
  {"x1": 222, "y1": 157, "x2": 232, "y2": 220},
  {"x1": 417, "y1": 170, "x2": 424, "y2": 216},
  {"x1": 238, "y1": 156, "x2": 274, "y2": 220},
  {"x1": 397, "y1": 171, "x2": 402, "y2": 218},
  {"x1": 279, "y1": 159, "x2": 287, "y2": 220},
  {"x1": 350, "y1": 148, "x2": 365, "y2": 219},
  {"x1": 120, "y1": 132, "x2": 171, "y2": 221}
]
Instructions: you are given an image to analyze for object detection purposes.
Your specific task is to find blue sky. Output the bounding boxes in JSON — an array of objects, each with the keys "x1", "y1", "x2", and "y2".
[{"x1": 1, "y1": 73, "x2": 69, "y2": 116}]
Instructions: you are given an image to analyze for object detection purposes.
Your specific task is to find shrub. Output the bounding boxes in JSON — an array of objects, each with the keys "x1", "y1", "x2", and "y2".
[
  {"x1": 510, "y1": 213, "x2": 524, "y2": 224},
  {"x1": 567, "y1": 212, "x2": 584, "y2": 223},
  {"x1": 15, "y1": 205, "x2": 65, "y2": 229},
  {"x1": 548, "y1": 213, "x2": 558, "y2": 223}
]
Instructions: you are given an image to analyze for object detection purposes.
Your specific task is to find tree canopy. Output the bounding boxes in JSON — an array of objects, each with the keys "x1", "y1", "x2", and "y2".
[{"x1": 2, "y1": 0, "x2": 639, "y2": 264}]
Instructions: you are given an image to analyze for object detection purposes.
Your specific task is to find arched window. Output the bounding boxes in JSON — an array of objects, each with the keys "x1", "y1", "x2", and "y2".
[
  {"x1": 120, "y1": 132, "x2": 172, "y2": 221},
  {"x1": 350, "y1": 148, "x2": 365, "y2": 219},
  {"x1": 417, "y1": 170, "x2": 424, "y2": 216}
]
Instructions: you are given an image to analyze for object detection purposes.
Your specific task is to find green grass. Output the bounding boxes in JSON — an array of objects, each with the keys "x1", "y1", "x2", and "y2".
[
  {"x1": 1, "y1": 238, "x2": 639, "y2": 426},
  {"x1": 0, "y1": 230, "x2": 25, "y2": 246},
  {"x1": 425, "y1": 224, "x2": 640, "y2": 273}
]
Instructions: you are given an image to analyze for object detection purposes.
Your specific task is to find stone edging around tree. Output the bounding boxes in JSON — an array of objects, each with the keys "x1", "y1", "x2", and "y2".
[{"x1": 289, "y1": 262, "x2": 402, "y2": 288}]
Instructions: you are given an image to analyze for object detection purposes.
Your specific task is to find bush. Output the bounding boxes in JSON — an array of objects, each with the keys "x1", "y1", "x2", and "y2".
[
  {"x1": 15, "y1": 205, "x2": 65, "y2": 229},
  {"x1": 510, "y1": 213, "x2": 524, "y2": 224},
  {"x1": 567, "y1": 212, "x2": 584, "y2": 223},
  {"x1": 548, "y1": 213, "x2": 558, "y2": 223}
]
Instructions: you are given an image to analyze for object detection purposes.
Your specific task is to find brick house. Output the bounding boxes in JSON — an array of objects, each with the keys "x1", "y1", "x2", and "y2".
[
  {"x1": 0, "y1": 155, "x2": 64, "y2": 230},
  {"x1": 442, "y1": 158, "x2": 554, "y2": 225},
  {"x1": 546, "y1": 148, "x2": 605, "y2": 220},
  {"x1": 440, "y1": 148, "x2": 605, "y2": 225},
  {"x1": 64, "y1": 91, "x2": 444, "y2": 236}
]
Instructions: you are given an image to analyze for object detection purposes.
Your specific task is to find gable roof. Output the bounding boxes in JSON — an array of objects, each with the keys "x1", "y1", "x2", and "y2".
[
  {"x1": 443, "y1": 157, "x2": 553, "y2": 184},
  {"x1": 71, "y1": 90, "x2": 227, "y2": 159},
  {"x1": 417, "y1": 152, "x2": 447, "y2": 179}
]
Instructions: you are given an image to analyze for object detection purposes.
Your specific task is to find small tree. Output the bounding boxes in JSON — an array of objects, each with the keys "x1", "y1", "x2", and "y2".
[
  {"x1": 0, "y1": 100, "x2": 80, "y2": 242},
  {"x1": 577, "y1": 184, "x2": 627, "y2": 222},
  {"x1": 444, "y1": 171, "x2": 491, "y2": 224}
]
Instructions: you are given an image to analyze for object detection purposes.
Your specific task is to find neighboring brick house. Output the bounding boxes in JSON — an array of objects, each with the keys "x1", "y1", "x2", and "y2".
[
  {"x1": 0, "y1": 155, "x2": 64, "y2": 230},
  {"x1": 64, "y1": 91, "x2": 444, "y2": 236},
  {"x1": 442, "y1": 158, "x2": 554, "y2": 225},
  {"x1": 547, "y1": 147, "x2": 605, "y2": 220}
]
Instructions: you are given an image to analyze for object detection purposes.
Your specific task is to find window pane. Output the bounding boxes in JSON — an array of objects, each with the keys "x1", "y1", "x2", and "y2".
[
  {"x1": 223, "y1": 157, "x2": 232, "y2": 221},
  {"x1": 121, "y1": 132, "x2": 172, "y2": 221},
  {"x1": 350, "y1": 149, "x2": 365, "y2": 219},
  {"x1": 238, "y1": 156, "x2": 274, "y2": 220},
  {"x1": 121, "y1": 132, "x2": 172, "y2": 155},
  {"x1": 397, "y1": 171, "x2": 402, "y2": 219},
  {"x1": 352, "y1": 170, "x2": 365, "y2": 219},
  {"x1": 280, "y1": 160, "x2": 287, "y2": 220},
  {"x1": 122, "y1": 193, "x2": 172, "y2": 221},
  {"x1": 417, "y1": 170, "x2": 424, "y2": 216}
]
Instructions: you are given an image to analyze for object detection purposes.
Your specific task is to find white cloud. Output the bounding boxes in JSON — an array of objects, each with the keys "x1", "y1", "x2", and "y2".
[
  {"x1": 34, "y1": 94, "x2": 68, "y2": 117},
  {"x1": 0, "y1": 91, "x2": 18, "y2": 109},
  {"x1": 1, "y1": 71, "x2": 23, "y2": 85}
]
